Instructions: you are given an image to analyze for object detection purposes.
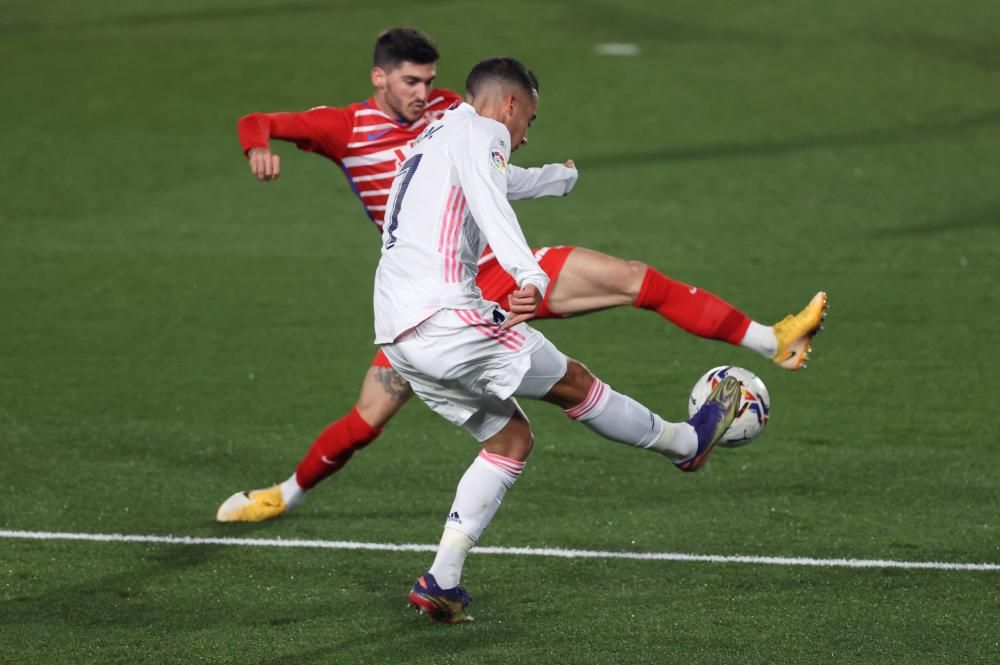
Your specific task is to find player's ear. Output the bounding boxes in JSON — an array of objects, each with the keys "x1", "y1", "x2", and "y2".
[
  {"x1": 371, "y1": 66, "x2": 386, "y2": 90},
  {"x1": 503, "y1": 94, "x2": 517, "y2": 119}
]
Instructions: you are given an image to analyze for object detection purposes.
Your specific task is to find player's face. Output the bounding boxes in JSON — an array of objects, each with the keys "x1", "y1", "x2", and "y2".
[
  {"x1": 505, "y1": 90, "x2": 538, "y2": 152},
  {"x1": 372, "y1": 61, "x2": 437, "y2": 123}
]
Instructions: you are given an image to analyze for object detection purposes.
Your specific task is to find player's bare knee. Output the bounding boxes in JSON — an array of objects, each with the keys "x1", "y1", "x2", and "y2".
[
  {"x1": 565, "y1": 358, "x2": 595, "y2": 391},
  {"x1": 355, "y1": 399, "x2": 395, "y2": 428},
  {"x1": 543, "y1": 358, "x2": 596, "y2": 408},
  {"x1": 356, "y1": 368, "x2": 412, "y2": 427},
  {"x1": 484, "y1": 421, "x2": 534, "y2": 461},
  {"x1": 621, "y1": 260, "x2": 649, "y2": 299},
  {"x1": 519, "y1": 430, "x2": 536, "y2": 460}
]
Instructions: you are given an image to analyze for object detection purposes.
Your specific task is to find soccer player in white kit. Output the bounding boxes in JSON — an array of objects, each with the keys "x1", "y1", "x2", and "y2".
[{"x1": 373, "y1": 57, "x2": 744, "y2": 623}]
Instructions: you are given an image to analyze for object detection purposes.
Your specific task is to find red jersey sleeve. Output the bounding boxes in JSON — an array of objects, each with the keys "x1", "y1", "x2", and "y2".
[{"x1": 237, "y1": 106, "x2": 353, "y2": 161}]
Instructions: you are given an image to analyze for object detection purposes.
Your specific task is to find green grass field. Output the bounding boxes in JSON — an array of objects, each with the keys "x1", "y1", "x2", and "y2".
[{"x1": 2, "y1": 1, "x2": 999, "y2": 662}]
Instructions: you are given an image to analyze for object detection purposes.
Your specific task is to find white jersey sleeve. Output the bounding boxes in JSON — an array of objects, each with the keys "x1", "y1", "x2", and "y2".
[
  {"x1": 505, "y1": 162, "x2": 578, "y2": 200},
  {"x1": 455, "y1": 123, "x2": 550, "y2": 297}
]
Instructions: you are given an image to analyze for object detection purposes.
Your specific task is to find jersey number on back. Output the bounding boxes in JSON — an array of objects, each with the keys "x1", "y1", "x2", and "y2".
[{"x1": 385, "y1": 154, "x2": 422, "y2": 250}]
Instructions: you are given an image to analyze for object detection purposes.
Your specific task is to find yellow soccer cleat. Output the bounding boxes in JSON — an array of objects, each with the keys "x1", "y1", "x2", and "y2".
[
  {"x1": 772, "y1": 291, "x2": 828, "y2": 371},
  {"x1": 216, "y1": 485, "x2": 286, "y2": 522}
]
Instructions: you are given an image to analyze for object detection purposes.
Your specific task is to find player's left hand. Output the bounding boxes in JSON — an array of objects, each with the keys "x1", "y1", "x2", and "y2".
[{"x1": 502, "y1": 284, "x2": 542, "y2": 329}]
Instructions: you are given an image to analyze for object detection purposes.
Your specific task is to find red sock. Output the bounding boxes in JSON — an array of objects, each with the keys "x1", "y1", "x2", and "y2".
[
  {"x1": 635, "y1": 268, "x2": 750, "y2": 345},
  {"x1": 295, "y1": 406, "x2": 382, "y2": 489}
]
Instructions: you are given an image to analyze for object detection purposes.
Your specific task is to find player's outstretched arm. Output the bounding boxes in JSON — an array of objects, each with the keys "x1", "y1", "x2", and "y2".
[
  {"x1": 505, "y1": 160, "x2": 578, "y2": 201},
  {"x1": 237, "y1": 107, "x2": 352, "y2": 181}
]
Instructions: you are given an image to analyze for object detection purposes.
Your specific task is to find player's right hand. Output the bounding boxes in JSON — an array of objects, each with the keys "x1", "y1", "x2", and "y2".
[
  {"x1": 248, "y1": 148, "x2": 281, "y2": 181},
  {"x1": 502, "y1": 284, "x2": 542, "y2": 329}
]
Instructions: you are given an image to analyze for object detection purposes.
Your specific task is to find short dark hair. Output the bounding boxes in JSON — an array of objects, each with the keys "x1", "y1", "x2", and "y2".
[
  {"x1": 465, "y1": 57, "x2": 539, "y2": 98},
  {"x1": 373, "y1": 27, "x2": 439, "y2": 70}
]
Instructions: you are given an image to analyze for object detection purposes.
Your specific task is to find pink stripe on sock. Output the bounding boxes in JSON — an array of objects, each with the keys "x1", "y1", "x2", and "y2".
[
  {"x1": 479, "y1": 449, "x2": 525, "y2": 476},
  {"x1": 565, "y1": 379, "x2": 607, "y2": 420}
]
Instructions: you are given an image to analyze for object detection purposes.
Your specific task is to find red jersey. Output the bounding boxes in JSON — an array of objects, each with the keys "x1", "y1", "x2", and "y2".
[{"x1": 238, "y1": 89, "x2": 463, "y2": 230}]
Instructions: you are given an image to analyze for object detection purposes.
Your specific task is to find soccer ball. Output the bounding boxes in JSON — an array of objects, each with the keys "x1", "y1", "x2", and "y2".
[{"x1": 688, "y1": 366, "x2": 770, "y2": 447}]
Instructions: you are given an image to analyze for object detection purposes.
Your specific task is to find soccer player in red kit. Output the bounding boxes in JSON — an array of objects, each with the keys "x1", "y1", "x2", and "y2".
[{"x1": 216, "y1": 27, "x2": 827, "y2": 522}]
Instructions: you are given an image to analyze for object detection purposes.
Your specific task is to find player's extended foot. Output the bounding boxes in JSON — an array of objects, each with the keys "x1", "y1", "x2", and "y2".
[
  {"x1": 676, "y1": 375, "x2": 742, "y2": 472},
  {"x1": 408, "y1": 573, "x2": 474, "y2": 624},
  {"x1": 215, "y1": 486, "x2": 286, "y2": 522},
  {"x1": 772, "y1": 291, "x2": 828, "y2": 371}
]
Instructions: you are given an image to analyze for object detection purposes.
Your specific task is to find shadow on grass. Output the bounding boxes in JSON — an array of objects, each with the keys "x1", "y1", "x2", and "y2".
[
  {"x1": 580, "y1": 108, "x2": 1000, "y2": 170},
  {"x1": 866, "y1": 203, "x2": 1000, "y2": 237},
  {"x1": 2, "y1": 544, "x2": 335, "y2": 633}
]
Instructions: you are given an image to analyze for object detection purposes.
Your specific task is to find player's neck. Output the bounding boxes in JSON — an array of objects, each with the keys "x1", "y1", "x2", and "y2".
[{"x1": 469, "y1": 94, "x2": 509, "y2": 127}]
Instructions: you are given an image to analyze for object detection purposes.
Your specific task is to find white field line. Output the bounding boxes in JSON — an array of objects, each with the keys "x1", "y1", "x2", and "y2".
[{"x1": 2, "y1": 529, "x2": 998, "y2": 572}]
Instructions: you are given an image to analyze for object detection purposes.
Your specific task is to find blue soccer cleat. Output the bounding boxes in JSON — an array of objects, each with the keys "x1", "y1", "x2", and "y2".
[
  {"x1": 676, "y1": 375, "x2": 742, "y2": 472},
  {"x1": 408, "y1": 573, "x2": 474, "y2": 624}
]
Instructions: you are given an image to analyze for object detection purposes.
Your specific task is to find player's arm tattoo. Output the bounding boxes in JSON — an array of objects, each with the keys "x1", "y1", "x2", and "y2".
[{"x1": 374, "y1": 366, "x2": 412, "y2": 403}]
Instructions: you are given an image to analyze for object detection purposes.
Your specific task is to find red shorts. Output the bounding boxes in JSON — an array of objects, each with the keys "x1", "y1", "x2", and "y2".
[{"x1": 371, "y1": 245, "x2": 576, "y2": 368}]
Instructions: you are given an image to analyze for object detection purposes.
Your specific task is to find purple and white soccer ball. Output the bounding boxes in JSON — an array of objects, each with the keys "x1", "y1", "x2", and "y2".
[{"x1": 688, "y1": 366, "x2": 770, "y2": 448}]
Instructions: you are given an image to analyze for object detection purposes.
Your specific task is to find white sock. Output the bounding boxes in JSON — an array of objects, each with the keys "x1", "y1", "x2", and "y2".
[
  {"x1": 739, "y1": 321, "x2": 778, "y2": 358},
  {"x1": 279, "y1": 473, "x2": 305, "y2": 509},
  {"x1": 565, "y1": 379, "x2": 696, "y2": 460},
  {"x1": 649, "y1": 422, "x2": 698, "y2": 462},
  {"x1": 428, "y1": 528, "x2": 475, "y2": 589},
  {"x1": 428, "y1": 450, "x2": 524, "y2": 588}
]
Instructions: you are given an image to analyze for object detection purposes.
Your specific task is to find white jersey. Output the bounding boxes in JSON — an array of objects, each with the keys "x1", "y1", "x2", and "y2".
[{"x1": 373, "y1": 103, "x2": 551, "y2": 343}]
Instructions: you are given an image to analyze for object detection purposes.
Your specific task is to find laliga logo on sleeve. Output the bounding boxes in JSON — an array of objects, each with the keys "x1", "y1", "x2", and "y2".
[{"x1": 489, "y1": 149, "x2": 507, "y2": 175}]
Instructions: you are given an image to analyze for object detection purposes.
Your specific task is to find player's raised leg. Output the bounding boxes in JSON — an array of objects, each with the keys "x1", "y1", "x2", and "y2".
[
  {"x1": 215, "y1": 351, "x2": 412, "y2": 522},
  {"x1": 542, "y1": 247, "x2": 827, "y2": 370},
  {"x1": 527, "y1": 344, "x2": 742, "y2": 472}
]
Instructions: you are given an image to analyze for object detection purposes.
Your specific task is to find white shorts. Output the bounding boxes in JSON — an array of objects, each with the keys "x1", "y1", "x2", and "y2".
[{"x1": 381, "y1": 304, "x2": 568, "y2": 441}]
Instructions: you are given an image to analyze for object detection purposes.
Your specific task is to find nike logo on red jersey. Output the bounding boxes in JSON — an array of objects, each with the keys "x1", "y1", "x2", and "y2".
[{"x1": 366, "y1": 128, "x2": 391, "y2": 141}]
